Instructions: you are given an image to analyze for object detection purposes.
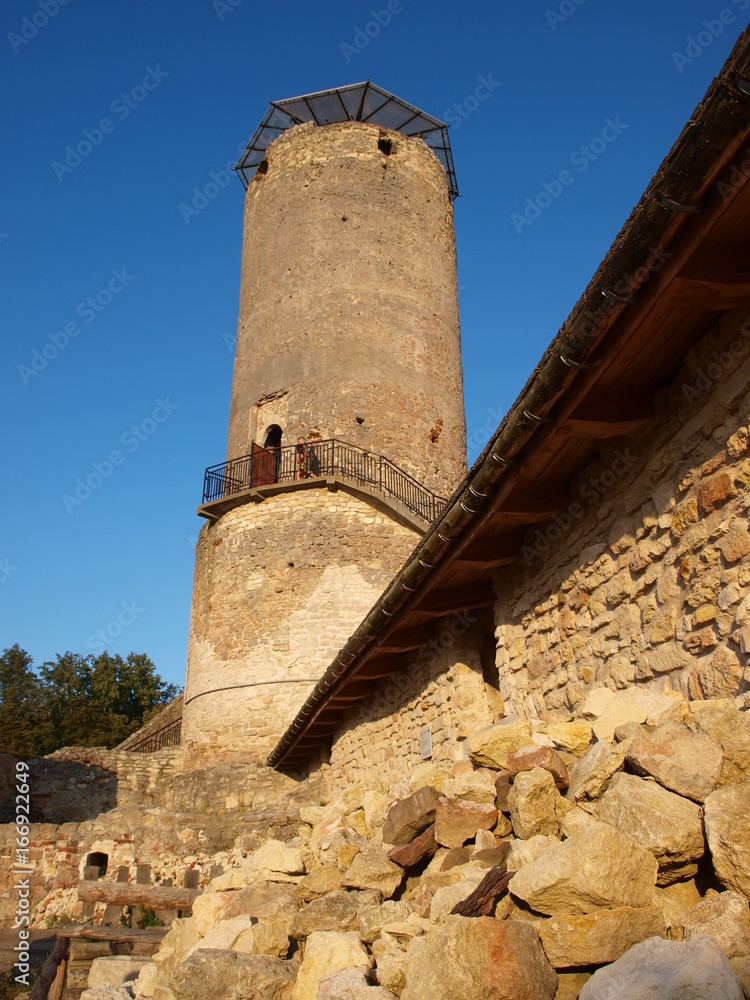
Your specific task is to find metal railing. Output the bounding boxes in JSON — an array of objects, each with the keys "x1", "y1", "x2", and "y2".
[
  {"x1": 202, "y1": 438, "x2": 447, "y2": 524},
  {"x1": 131, "y1": 719, "x2": 182, "y2": 754}
]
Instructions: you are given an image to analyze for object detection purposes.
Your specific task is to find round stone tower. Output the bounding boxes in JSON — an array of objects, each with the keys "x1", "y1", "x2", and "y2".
[{"x1": 182, "y1": 83, "x2": 467, "y2": 763}]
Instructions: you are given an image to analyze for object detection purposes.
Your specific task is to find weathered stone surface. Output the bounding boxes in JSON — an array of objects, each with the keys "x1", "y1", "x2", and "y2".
[
  {"x1": 684, "y1": 890, "x2": 750, "y2": 959},
  {"x1": 465, "y1": 719, "x2": 534, "y2": 769},
  {"x1": 506, "y1": 834, "x2": 558, "y2": 872},
  {"x1": 224, "y1": 882, "x2": 300, "y2": 957},
  {"x1": 613, "y1": 721, "x2": 653, "y2": 743},
  {"x1": 290, "y1": 890, "x2": 378, "y2": 940},
  {"x1": 429, "y1": 874, "x2": 487, "y2": 922},
  {"x1": 372, "y1": 941, "x2": 408, "y2": 995},
  {"x1": 358, "y1": 899, "x2": 418, "y2": 943},
  {"x1": 342, "y1": 845, "x2": 404, "y2": 898},
  {"x1": 191, "y1": 890, "x2": 242, "y2": 937},
  {"x1": 170, "y1": 950, "x2": 295, "y2": 1000},
  {"x1": 507, "y1": 746, "x2": 569, "y2": 788},
  {"x1": 699, "y1": 471, "x2": 736, "y2": 514},
  {"x1": 318, "y1": 965, "x2": 397, "y2": 1000},
  {"x1": 578, "y1": 934, "x2": 744, "y2": 999},
  {"x1": 434, "y1": 797, "x2": 497, "y2": 848},
  {"x1": 507, "y1": 768, "x2": 561, "y2": 840},
  {"x1": 625, "y1": 721, "x2": 723, "y2": 802},
  {"x1": 509, "y1": 820, "x2": 657, "y2": 915},
  {"x1": 81, "y1": 986, "x2": 133, "y2": 1000},
  {"x1": 292, "y1": 931, "x2": 371, "y2": 1000},
  {"x1": 580, "y1": 688, "x2": 617, "y2": 719},
  {"x1": 88, "y1": 955, "x2": 154, "y2": 989},
  {"x1": 473, "y1": 828, "x2": 497, "y2": 851},
  {"x1": 248, "y1": 839, "x2": 306, "y2": 875},
  {"x1": 132, "y1": 961, "x2": 158, "y2": 999},
  {"x1": 704, "y1": 783, "x2": 750, "y2": 897},
  {"x1": 535, "y1": 904, "x2": 666, "y2": 968},
  {"x1": 441, "y1": 768, "x2": 497, "y2": 804},
  {"x1": 387, "y1": 824, "x2": 437, "y2": 869},
  {"x1": 539, "y1": 722, "x2": 593, "y2": 756},
  {"x1": 567, "y1": 738, "x2": 630, "y2": 802},
  {"x1": 439, "y1": 845, "x2": 473, "y2": 870},
  {"x1": 152, "y1": 917, "x2": 203, "y2": 979},
  {"x1": 595, "y1": 772, "x2": 705, "y2": 883},
  {"x1": 297, "y1": 865, "x2": 342, "y2": 902},
  {"x1": 407, "y1": 762, "x2": 451, "y2": 794},
  {"x1": 189, "y1": 915, "x2": 256, "y2": 956},
  {"x1": 693, "y1": 701, "x2": 750, "y2": 786},
  {"x1": 592, "y1": 701, "x2": 648, "y2": 742},
  {"x1": 688, "y1": 647, "x2": 744, "y2": 701},
  {"x1": 382, "y1": 787, "x2": 440, "y2": 847},
  {"x1": 401, "y1": 916, "x2": 557, "y2": 1000}
]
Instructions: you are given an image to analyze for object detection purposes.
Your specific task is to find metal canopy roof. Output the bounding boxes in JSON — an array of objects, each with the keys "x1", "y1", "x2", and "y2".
[{"x1": 233, "y1": 81, "x2": 459, "y2": 198}]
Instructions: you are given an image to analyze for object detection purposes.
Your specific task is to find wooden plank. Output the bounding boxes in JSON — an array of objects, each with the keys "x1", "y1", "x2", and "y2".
[
  {"x1": 77, "y1": 881, "x2": 199, "y2": 910},
  {"x1": 136, "y1": 864, "x2": 151, "y2": 885},
  {"x1": 565, "y1": 396, "x2": 654, "y2": 439},
  {"x1": 496, "y1": 486, "x2": 571, "y2": 522},
  {"x1": 47, "y1": 957, "x2": 66, "y2": 1000},
  {"x1": 412, "y1": 585, "x2": 495, "y2": 617},
  {"x1": 454, "y1": 536, "x2": 523, "y2": 568},
  {"x1": 450, "y1": 865, "x2": 514, "y2": 918},
  {"x1": 29, "y1": 936, "x2": 68, "y2": 1000},
  {"x1": 183, "y1": 870, "x2": 200, "y2": 890},
  {"x1": 678, "y1": 247, "x2": 750, "y2": 283},
  {"x1": 56, "y1": 924, "x2": 169, "y2": 944}
]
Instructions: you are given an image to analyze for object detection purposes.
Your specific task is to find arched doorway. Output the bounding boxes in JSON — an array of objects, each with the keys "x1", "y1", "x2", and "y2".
[
  {"x1": 263, "y1": 425, "x2": 282, "y2": 450},
  {"x1": 255, "y1": 424, "x2": 282, "y2": 483}
]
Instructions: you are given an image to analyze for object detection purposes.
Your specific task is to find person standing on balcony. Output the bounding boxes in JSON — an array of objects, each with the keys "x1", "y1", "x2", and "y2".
[
  {"x1": 307, "y1": 431, "x2": 321, "y2": 476},
  {"x1": 296, "y1": 437, "x2": 308, "y2": 479}
]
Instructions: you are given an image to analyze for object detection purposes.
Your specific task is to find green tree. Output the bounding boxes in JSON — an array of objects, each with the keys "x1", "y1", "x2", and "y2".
[
  {"x1": 0, "y1": 645, "x2": 43, "y2": 758},
  {"x1": 0, "y1": 646, "x2": 180, "y2": 755}
]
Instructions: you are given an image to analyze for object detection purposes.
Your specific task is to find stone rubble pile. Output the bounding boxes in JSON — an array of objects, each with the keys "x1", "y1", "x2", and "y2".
[{"x1": 81, "y1": 687, "x2": 750, "y2": 1000}]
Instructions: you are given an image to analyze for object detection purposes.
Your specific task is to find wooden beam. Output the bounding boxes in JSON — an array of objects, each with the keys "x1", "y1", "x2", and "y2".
[
  {"x1": 56, "y1": 924, "x2": 169, "y2": 944},
  {"x1": 29, "y1": 938, "x2": 68, "y2": 1000},
  {"x1": 354, "y1": 667, "x2": 401, "y2": 682},
  {"x1": 327, "y1": 681, "x2": 379, "y2": 702},
  {"x1": 679, "y1": 247, "x2": 750, "y2": 284},
  {"x1": 671, "y1": 276, "x2": 750, "y2": 310},
  {"x1": 78, "y1": 881, "x2": 199, "y2": 910},
  {"x1": 413, "y1": 584, "x2": 495, "y2": 617},
  {"x1": 565, "y1": 396, "x2": 654, "y2": 439},
  {"x1": 496, "y1": 486, "x2": 571, "y2": 523},
  {"x1": 454, "y1": 535, "x2": 523, "y2": 568}
]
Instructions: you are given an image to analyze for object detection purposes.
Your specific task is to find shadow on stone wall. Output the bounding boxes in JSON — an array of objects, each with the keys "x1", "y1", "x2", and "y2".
[{"x1": 0, "y1": 754, "x2": 118, "y2": 824}]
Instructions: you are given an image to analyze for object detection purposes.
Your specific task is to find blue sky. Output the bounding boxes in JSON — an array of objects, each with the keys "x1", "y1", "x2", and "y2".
[{"x1": 1, "y1": 0, "x2": 746, "y2": 689}]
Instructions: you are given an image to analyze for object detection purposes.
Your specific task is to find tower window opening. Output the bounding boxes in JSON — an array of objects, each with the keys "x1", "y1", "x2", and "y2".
[
  {"x1": 257, "y1": 158, "x2": 269, "y2": 175},
  {"x1": 263, "y1": 425, "x2": 282, "y2": 450},
  {"x1": 86, "y1": 852, "x2": 108, "y2": 877},
  {"x1": 378, "y1": 137, "x2": 394, "y2": 156}
]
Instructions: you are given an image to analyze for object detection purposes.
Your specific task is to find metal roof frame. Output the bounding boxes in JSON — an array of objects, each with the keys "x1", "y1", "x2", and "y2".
[{"x1": 233, "y1": 80, "x2": 459, "y2": 198}]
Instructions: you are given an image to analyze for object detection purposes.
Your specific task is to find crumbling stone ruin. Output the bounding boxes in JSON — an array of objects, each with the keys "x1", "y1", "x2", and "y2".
[{"x1": 6, "y1": 31, "x2": 750, "y2": 1000}]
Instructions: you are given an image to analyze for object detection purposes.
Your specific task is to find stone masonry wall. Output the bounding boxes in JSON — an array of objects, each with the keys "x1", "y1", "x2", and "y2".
[
  {"x1": 494, "y1": 307, "x2": 750, "y2": 720},
  {"x1": 0, "y1": 747, "x2": 184, "y2": 825},
  {"x1": 326, "y1": 308, "x2": 750, "y2": 790},
  {"x1": 228, "y1": 120, "x2": 467, "y2": 496},
  {"x1": 0, "y1": 752, "x2": 330, "y2": 927},
  {"x1": 329, "y1": 617, "x2": 500, "y2": 788},
  {"x1": 183, "y1": 485, "x2": 420, "y2": 762}
]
